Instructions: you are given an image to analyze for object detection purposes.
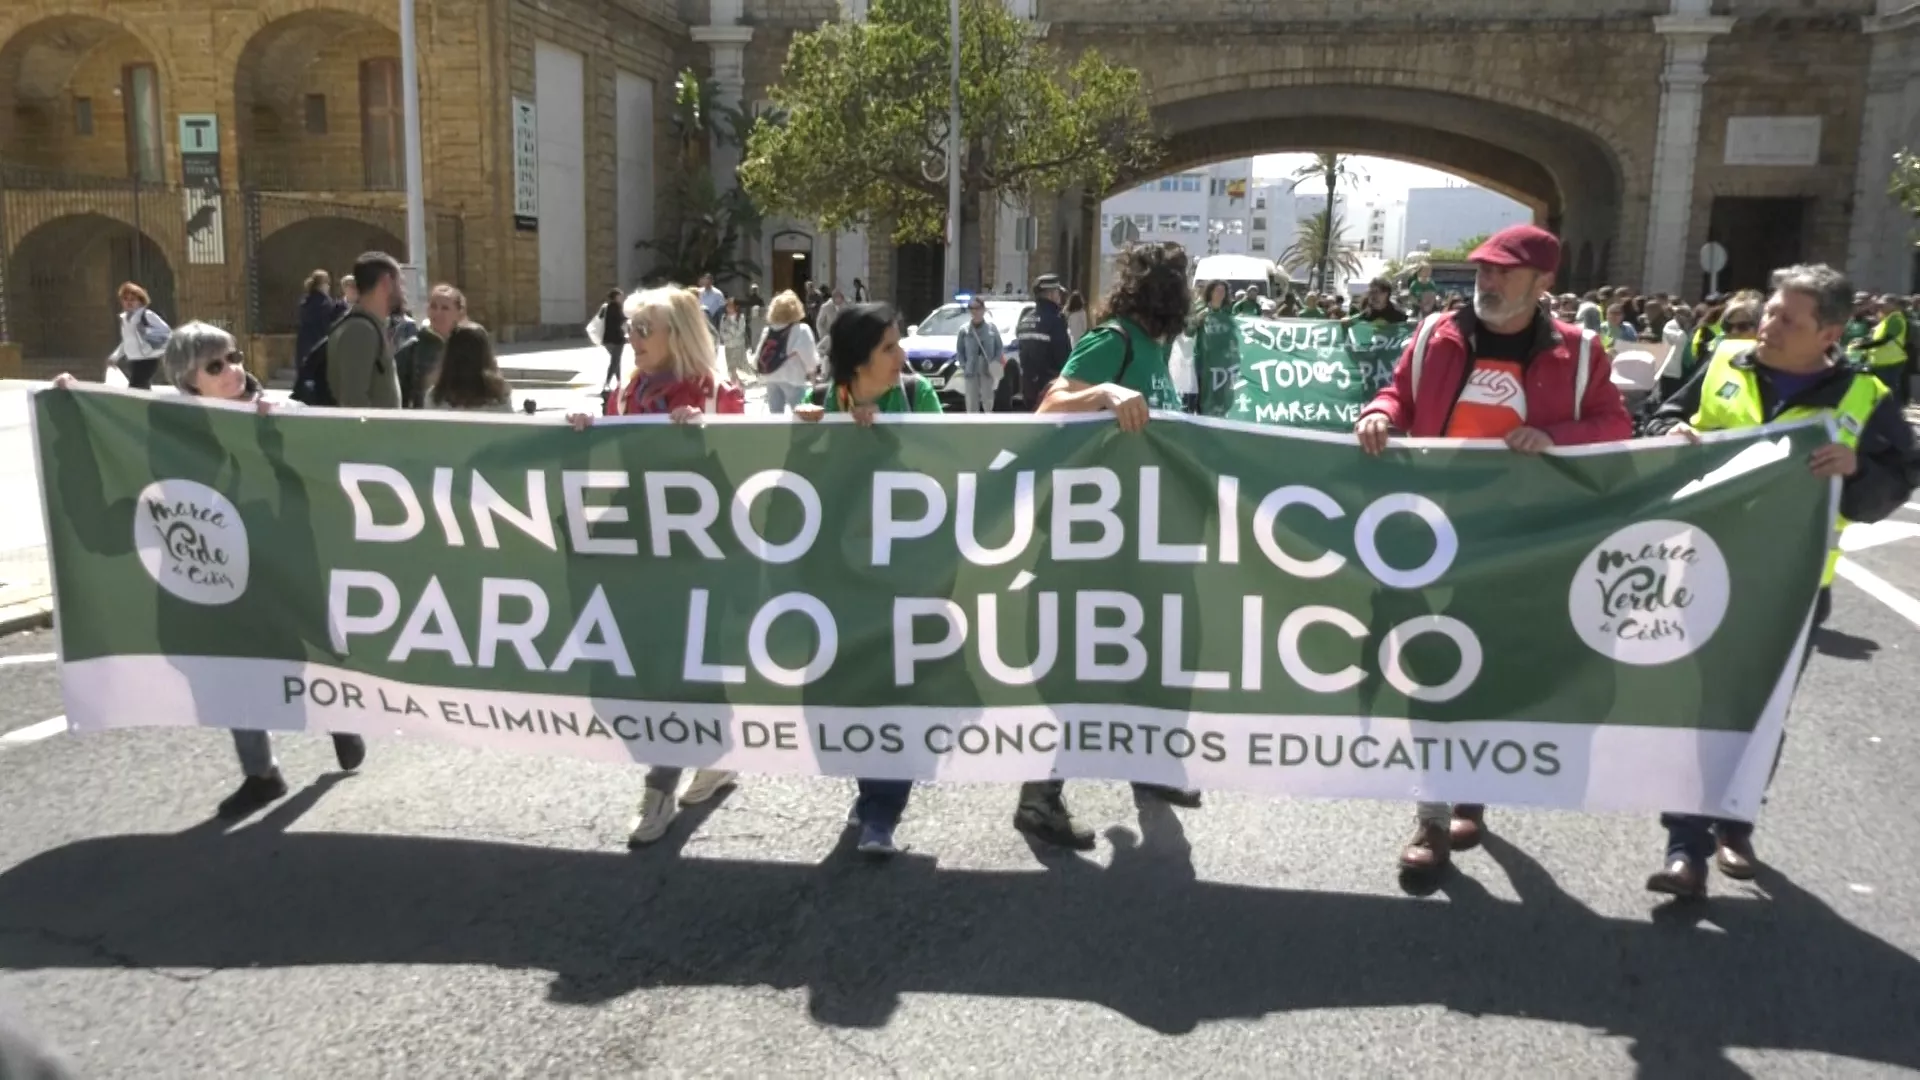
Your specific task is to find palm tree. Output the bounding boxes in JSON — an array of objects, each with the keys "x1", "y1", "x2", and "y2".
[
  {"x1": 1290, "y1": 153, "x2": 1367, "y2": 292},
  {"x1": 1280, "y1": 213, "x2": 1363, "y2": 289}
]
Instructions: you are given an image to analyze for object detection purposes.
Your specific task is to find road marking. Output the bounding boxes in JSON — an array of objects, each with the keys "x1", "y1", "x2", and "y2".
[
  {"x1": 1840, "y1": 521, "x2": 1920, "y2": 553},
  {"x1": 0, "y1": 715, "x2": 67, "y2": 745},
  {"x1": 0, "y1": 653, "x2": 56, "y2": 667},
  {"x1": 1835, "y1": 558, "x2": 1920, "y2": 630}
]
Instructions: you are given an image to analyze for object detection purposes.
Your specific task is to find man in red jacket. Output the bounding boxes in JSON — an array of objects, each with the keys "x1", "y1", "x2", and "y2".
[{"x1": 1355, "y1": 223, "x2": 1633, "y2": 881}]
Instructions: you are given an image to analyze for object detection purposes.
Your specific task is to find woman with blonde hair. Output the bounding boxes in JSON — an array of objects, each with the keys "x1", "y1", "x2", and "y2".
[
  {"x1": 568, "y1": 285, "x2": 746, "y2": 847},
  {"x1": 750, "y1": 289, "x2": 819, "y2": 414}
]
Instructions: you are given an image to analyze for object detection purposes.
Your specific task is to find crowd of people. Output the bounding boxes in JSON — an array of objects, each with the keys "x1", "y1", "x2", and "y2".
[{"x1": 65, "y1": 222, "x2": 1920, "y2": 898}]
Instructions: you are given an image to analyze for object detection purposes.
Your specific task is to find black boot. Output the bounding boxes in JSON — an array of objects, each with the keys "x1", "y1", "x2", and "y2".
[
  {"x1": 1013, "y1": 782, "x2": 1095, "y2": 851},
  {"x1": 1132, "y1": 783, "x2": 1203, "y2": 809},
  {"x1": 333, "y1": 734, "x2": 366, "y2": 772},
  {"x1": 218, "y1": 770, "x2": 289, "y2": 819}
]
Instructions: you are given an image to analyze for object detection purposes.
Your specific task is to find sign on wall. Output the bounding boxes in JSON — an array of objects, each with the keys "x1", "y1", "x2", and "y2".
[
  {"x1": 1724, "y1": 117, "x2": 1822, "y2": 167},
  {"x1": 177, "y1": 113, "x2": 224, "y2": 265},
  {"x1": 512, "y1": 96, "x2": 539, "y2": 231}
]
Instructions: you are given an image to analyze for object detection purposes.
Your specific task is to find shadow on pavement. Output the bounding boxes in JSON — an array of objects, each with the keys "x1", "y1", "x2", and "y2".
[
  {"x1": 1812, "y1": 626, "x2": 1880, "y2": 662},
  {"x1": 0, "y1": 807, "x2": 1916, "y2": 1075}
]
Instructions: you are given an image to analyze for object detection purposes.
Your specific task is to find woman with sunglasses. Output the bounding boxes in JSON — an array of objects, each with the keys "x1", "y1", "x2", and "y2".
[
  {"x1": 54, "y1": 321, "x2": 368, "y2": 817},
  {"x1": 569, "y1": 286, "x2": 747, "y2": 847}
]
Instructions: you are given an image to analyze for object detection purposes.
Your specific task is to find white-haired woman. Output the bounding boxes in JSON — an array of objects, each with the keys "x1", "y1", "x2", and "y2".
[
  {"x1": 751, "y1": 289, "x2": 818, "y2": 414},
  {"x1": 568, "y1": 286, "x2": 746, "y2": 847},
  {"x1": 54, "y1": 321, "x2": 367, "y2": 818}
]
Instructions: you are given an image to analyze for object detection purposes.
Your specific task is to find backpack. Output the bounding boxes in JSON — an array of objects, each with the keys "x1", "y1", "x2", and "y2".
[
  {"x1": 293, "y1": 310, "x2": 385, "y2": 407},
  {"x1": 756, "y1": 325, "x2": 794, "y2": 375}
]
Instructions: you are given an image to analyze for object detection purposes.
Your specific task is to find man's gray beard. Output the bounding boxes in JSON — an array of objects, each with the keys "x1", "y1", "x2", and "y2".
[{"x1": 1473, "y1": 289, "x2": 1521, "y2": 323}]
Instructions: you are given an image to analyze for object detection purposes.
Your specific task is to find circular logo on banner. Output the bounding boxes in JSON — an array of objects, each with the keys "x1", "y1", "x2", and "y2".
[
  {"x1": 132, "y1": 480, "x2": 250, "y2": 605},
  {"x1": 1569, "y1": 519, "x2": 1730, "y2": 666}
]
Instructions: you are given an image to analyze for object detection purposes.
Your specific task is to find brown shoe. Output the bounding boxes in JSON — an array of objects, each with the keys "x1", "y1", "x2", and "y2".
[
  {"x1": 1399, "y1": 820, "x2": 1452, "y2": 875},
  {"x1": 1449, "y1": 804, "x2": 1486, "y2": 851},
  {"x1": 1645, "y1": 858, "x2": 1707, "y2": 900},
  {"x1": 1715, "y1": 833, "x2": 1758, "y2": 880}
]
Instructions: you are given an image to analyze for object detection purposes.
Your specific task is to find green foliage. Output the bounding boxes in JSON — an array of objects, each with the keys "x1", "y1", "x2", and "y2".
[
  {"x1": 1280, "y1": 213, "x2": 1363, "y2": 288},
  {"x1": 1893, "y1": 148, "x2": 1920, "y2": 245},
  {"x1": 1290, "y1": 153, "x2": 1367, "y2": 291},
  {"x1": 739, "y1": 0, "x2": 1161, "y2": 243},
  {"x1": 1424, "y1": 232, "x2": 1491, "y2": 262},
  {"x1": 637, "y1": 70, "x2": 764, "y2": 287}
]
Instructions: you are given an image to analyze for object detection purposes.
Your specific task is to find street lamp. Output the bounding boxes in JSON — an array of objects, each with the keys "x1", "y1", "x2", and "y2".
[
  {"x1": 399, "y1": 0, "x2": 428, "y2": 301},
  {"x1": 943, "y1": 0, "x2": 962, "y2": 299}
]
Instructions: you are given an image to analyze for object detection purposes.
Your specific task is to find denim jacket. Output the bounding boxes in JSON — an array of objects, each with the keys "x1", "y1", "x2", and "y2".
[{"x1": 955, "y1": 319, "x2": 1005, "y2": 379}]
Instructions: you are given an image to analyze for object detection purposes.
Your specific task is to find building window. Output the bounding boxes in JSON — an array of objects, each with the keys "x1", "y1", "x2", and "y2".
[
  {"x1": 122, "y1": 64, "x2": 163, "y2": 182},
  {"x1": 1226, "y1": 219, "x2": 1245, "y2": 235},
  {"x1": 1015, "y1": 215, "x2": 1037, "y2": 252},
  {"x1": 1209, "y1": 178, "x2": 1226, "y2": 196},
  {"x1": 1158, "y1": 178, "x2": 1177, "y2": 192},
  {"x1": 1252, "y1": 216, "x2": 1267, "y2": 232},
  {"x1": 72, "y1": 97, "x2": 93, "y2": 136},
  {"x1": 305, "y1": 94, "x2": 329, "y2": 135},
  {"x1": 1157, "y1": 214, "x2": 1180, "y2": 233},
  {"x1": 1251, "y1": 236, "x2": 1267, "y2": 253},
  {"x1": 1254, "y1": 195, "x2": 1266, "y2": 209},
  {"x1": 360, "y1": 58, "x2": 404, "y2": 190},
  {"x1": 1177, "y1": 215, "x2": 1201, "y2": 233},
  {"x1": 1180, "y1": 176, "x2": 1201, "y2": 192},
  {"x1": 1131, "y1": 214, "x2": 1151, "y2": 233}
]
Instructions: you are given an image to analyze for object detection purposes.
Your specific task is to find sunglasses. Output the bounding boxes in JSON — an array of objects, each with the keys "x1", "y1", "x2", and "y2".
[
  {"x1": 203, "y1": 351, "x2": 242, "y2": 376},
  {"x1": 628, "y1": 321, "x2": 653, "y2": 339}
]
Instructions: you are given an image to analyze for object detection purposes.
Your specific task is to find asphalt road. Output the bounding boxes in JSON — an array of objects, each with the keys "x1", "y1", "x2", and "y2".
[
  {"x1": 3, "y1": 374, "x2": 1920, "y2": 1075},
  {"x1": 2, "y1": 514, "x2": 1919, "y2": 1077}
]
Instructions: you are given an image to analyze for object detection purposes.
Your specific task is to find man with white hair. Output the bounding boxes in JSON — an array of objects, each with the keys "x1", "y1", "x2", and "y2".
[{"x1": 1356, "y1": 223, "x2": 1633, "y2": 882}]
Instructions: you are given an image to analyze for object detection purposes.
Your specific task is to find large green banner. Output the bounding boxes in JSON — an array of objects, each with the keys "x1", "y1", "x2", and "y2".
[
  {"x1": 1201, "y1": 317, "x2": 1412, "y2": 431},
  {"x1": 33, "y1": 388, "x2": 1835, "y2": 817}
]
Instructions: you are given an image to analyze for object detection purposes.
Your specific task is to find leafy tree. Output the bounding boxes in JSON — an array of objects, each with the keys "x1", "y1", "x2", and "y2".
[
  {"x1": 1423, "y1": 232, "x2": 1491, "y2": 262},
  {"x1": 1290, "y1": 153, "x2": 1366, "y2": 292},
  {"x1": 1894, "y1": 148, "x2": 1920, "y2": 244},
  {"x1": 739, "y1": 0, "x2": 1160, "y2": 283},
  {"x1": 637, "y1": 70, "x2": 763, "y2": 287},
  {"x1": 1280, "y1": 213, "x2": 1363, "y2": 289}
]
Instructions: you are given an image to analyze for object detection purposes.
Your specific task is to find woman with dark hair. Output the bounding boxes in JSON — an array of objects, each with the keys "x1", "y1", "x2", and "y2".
[
  {"x1": 296, "y1": 269, "x2": 343, "y2": 363},
  {"x1": 1189, "y1": 280, "x2": 1238, "y2": 416},
  {"x1": 1018, "y1": 242, "x2": 1198, "y2": 851},
  {"x1": 795, "y1": 301, "x2": 939, "y2": 857},
  {"x1": 1064, "y1": 290, "x2": 1089, "y2": 345},
  {"x1": 593, "y1": 288, "x2": 627, "y2": 391},
  {"x1": 428, "y1": 323, "x2": 515, "y2": 411}
]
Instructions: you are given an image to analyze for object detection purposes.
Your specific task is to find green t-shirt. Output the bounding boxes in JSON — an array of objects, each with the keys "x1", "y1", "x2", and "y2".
[
  {"x1": 1192, "y1": 308, "x2": 1240, "y2": 417},
  {"x1": 1409, "y1": 278, "x2": 1438, "y2": 300},
  {"x1": 1059, "y1": 318, "x2": 1183, "y2": 411},
  {"x1": 1231, "y1": 298, "x2": 1263, "y2": 317},
  {"x1": 802, "y1": 374, "x2": 943, "y2": 414}
]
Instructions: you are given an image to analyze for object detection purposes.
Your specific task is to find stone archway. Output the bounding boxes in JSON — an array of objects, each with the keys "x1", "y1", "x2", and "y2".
[
  {"x1": 1144, "y1": 83, "x2": 1625, "y2": 292},
  {"x1": 0, "y1": 15, "x2": 166, "y2": 180},
  {"x1": 6, "y1": 213, "x2": 175, "y2": 363},
  {"x1": 233, "y1": 8, "x2": 403, "y2": 192},
  {"x1": 254, "y1": 216, "x2": 404, "y2": 332}
]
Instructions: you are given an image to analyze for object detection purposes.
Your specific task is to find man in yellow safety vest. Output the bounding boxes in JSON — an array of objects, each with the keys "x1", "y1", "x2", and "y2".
[
  {"x1": 1641, "y1": 264, "x2": 1919, "y2": 900},
  {"x1": 1849, "y1": 294, "x2": 1911, "y2": 408}
]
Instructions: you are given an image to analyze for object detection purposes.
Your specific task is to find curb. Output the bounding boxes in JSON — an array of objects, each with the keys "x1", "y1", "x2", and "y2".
[{"x1": 0, "y1": 596, "x2": 53, "y2": 638}]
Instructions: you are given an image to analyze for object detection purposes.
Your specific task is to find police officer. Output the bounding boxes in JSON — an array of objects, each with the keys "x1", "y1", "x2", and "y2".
[
  {"x1": 1016, "y1": 274, "x2": 1072, "y2": 410},
  {"x1": 1642, "y1": 264, "x2": 1919, "y2": 899}
]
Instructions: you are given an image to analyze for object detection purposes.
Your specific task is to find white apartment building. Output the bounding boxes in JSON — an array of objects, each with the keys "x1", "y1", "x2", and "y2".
[{"x1": 1403, "y1": 186, "x2": 1532, "y2": 258}]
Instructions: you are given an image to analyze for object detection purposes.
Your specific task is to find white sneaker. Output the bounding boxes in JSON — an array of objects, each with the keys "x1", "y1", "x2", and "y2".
[
  {"x1": 679, "y1": 769, "x2": 737, "y2": 806},
  {"x1": 628, "y1": 788, "x2": 676, "y2": 847}
]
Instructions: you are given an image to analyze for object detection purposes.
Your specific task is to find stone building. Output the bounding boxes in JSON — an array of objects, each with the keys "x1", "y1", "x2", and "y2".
[
  {"x1": 2, "y1": 0, "x2": 1915, "y2": 373},
  {"x1": 0, "y1": 0, "x2": 701, "y2": 376}
]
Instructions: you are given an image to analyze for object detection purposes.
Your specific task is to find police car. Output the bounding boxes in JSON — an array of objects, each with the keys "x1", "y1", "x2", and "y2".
[{"x1": 902, "y1": 296, "x2": 1032, "y2": 411}]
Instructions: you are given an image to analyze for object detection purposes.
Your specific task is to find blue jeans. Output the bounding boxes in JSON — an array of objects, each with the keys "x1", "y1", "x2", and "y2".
[
  {"x1": 1662, "y1": 587, "x2": 1830, "y2": 862},
  {"x1": 854, "y1": 780, "x2": 913, "y2": 828},
  {"x1": 765, "y1": 381, "x2": 806, "y2": 414}
]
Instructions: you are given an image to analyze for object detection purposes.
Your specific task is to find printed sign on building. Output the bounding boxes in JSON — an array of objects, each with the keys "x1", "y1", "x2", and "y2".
[
  {"x1": 513, "y1": 96, "x2": 539, "y2": 231},
  {"x1": 177, "y1": 113, "x2": 224, "y2": 264}
]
